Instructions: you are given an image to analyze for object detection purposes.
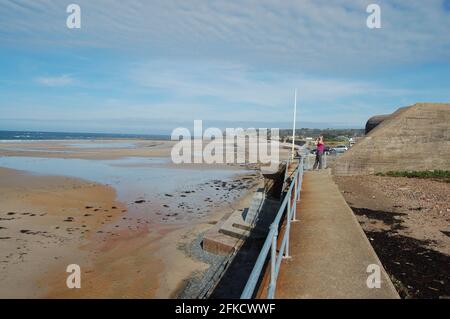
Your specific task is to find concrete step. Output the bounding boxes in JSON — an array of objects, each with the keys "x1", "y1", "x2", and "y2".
[
  {"x1": 219, "y1": 210, "x2": 252, "y2": 239},
  {"x1": 244, "y1": 188, "x2": 265, "y2": 224}
]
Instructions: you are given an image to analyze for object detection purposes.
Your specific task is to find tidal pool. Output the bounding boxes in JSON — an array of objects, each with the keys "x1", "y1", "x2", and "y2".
[
  {"x1": 64, "y1": 141, "x2": 138, "y2": 149},
  {"x1": 0, "y1": 156, "x2": 253, "y2": 222}
]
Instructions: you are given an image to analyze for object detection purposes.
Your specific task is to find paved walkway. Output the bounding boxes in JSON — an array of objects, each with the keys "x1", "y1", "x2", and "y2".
[{"x1": 273, "y1": 169, "x2": 399, "y2": 299}]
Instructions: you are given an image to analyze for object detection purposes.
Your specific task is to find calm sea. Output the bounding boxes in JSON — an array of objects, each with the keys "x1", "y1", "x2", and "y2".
[{"x1": 0, "y1": 130, "x2": 170, "y2": 141}]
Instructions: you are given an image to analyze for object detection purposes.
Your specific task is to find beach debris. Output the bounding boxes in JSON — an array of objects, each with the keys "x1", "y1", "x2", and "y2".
[{"x1": 20, "y1": 230, "x2": 38, "y2": 235}]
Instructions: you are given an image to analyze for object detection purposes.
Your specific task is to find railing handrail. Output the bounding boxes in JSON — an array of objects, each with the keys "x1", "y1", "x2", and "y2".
[{"x1": 241, "y1": 157, "x2": 304, "y2": 299}]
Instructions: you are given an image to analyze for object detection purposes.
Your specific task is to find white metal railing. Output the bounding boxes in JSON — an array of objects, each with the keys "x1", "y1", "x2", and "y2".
[
  {"x1": 240, "y1": 157, "x2": 304, "y2": 299},
  {"x1": 304, "y1": 153, "x2": 328, "y2": 170}
]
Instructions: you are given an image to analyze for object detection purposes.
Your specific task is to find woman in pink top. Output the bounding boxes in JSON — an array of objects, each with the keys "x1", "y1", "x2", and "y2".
[{"x1": 313, "y1": 136, "x2": 324, "y2": 170}]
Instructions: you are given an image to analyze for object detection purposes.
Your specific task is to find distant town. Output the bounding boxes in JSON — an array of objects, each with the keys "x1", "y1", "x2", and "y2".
[{"x1": 276, "y1": 128, "x2": 364, "y2": 155}]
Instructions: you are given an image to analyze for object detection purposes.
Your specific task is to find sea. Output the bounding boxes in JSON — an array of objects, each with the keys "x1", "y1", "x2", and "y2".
[{"x1": 0, "y1": 130, "x2": 170, "y2": 141}]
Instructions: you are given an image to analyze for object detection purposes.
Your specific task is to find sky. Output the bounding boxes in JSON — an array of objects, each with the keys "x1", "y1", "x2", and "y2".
[{"x1": 0, "y1": 0, "x2": 449, "y2": 134}]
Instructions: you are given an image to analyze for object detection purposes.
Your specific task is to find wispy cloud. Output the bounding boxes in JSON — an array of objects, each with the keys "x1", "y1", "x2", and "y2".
[
  {"x1": 0, "y1": 1, "x2": 449, "y2": 133},
  {"x1": 130, "y1": 59, "x2": 414, "y2": 108},
  {"x1": 1, "y1": 1, "x2": 450, "y2": 71},
  {"x1": 34, "y1": 74, "x2": 75, "y2": 87}
]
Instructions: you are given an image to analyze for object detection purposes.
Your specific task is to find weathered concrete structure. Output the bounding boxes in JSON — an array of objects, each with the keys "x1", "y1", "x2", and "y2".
[
  {"x1": 203, "y1": 187, "x2": 278, "y2": 255},
  {"x1": 365, "y1": 114, "x2": 391, "y2": 134},
  {"x1": 334, "y1": 103, "x2": 450, "y2": 176}
]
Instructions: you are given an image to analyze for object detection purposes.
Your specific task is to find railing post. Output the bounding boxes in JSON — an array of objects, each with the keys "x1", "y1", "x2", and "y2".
[
  {"x1": 293, "y1": 162, "x2": 301, "y2": 221},
  {"x1": 268, "y1": 224, "x2": 278, "y2": 298},
  {"x1": 284, "y1": 191, "x2": 291, "y2": 259},
  {"x1": 294, "y1": 166, "x2": 298, "y2": 199},
  {"x1": 288, "y1": 186, "x2": 292, "y2": 215},
  {"x1": 293, "y1": 190, "x2": 297, "y2": 217},
  {"x1": 292, "y1": 169, "x2": 297, "y2": 222},
  {"x1": 285, "y1": 217, "x2": 291, "y2": 259},
  {"x1": 300, "y1": 158, "x2": 304, "y2": 193}
]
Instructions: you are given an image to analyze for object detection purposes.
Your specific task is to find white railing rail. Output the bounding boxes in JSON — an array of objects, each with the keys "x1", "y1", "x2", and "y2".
[{"x1": 241, "y1": 157, "x2": 304, "y2": 299}]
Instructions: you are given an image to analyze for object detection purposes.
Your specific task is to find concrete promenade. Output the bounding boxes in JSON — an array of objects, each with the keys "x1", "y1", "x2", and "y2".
[{"x1": 267, "y1": 169, "x2": 399, "y2": 299}]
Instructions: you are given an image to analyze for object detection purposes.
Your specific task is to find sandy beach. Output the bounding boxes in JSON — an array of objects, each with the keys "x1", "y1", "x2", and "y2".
[
  {"x1": 0, "y1": 139, "x2": 263, "y2": 298},
  {"x1": 0, "y1": 139, "x2": 175, "y2": 160}
]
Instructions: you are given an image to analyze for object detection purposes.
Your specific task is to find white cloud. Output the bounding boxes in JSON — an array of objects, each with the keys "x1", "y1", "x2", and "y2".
[
  {"x1": 34, "y1": 74, "x2": 74, "y2": 86},
  {"x1": 1, "y1": 0, "x2": 449, "y2": 71},
  {"x1": 130, "y1": 59, "x2": 413, "y2": 109},
  {"x1": 1, "y1": 1, "x2": 448, "y2": 131}
]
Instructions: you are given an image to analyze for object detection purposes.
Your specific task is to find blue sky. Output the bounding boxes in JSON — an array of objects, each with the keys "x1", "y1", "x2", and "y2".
[{"x1": 0, "y1": 0, "x2": 449, "y2": 134}]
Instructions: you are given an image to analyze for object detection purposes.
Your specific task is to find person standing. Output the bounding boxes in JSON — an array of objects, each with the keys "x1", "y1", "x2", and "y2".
[{"x1": 313, "y1": 136, "x2": 325, "y2": 170}]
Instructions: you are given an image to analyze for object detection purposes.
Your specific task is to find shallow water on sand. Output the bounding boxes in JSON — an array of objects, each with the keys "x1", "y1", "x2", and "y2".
[
  {"x1": 0, "y1": 147, "x2": 75, "y2": 153},
  {"x1": 63, "y1": 141, "x2": 138, "y2": 149},
  {"x1": 0, "y1": 156, "x2": 253, "y2": 222}
]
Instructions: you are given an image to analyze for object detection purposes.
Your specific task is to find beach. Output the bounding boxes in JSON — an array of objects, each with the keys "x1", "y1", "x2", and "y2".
[{"x1": 0, "y1": 139, "x2": 263, "y2": 298}]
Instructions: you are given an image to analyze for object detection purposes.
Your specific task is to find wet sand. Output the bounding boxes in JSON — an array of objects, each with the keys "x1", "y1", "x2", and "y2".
[
  {"x1": 0, "y1": 167, "x2": 126, "y2": 298},
  {"x1": 0, "y1": 139, "x2": 174, "y2": 160},
  {"x1": 0, "y1": 140, "x2": 262, "y2": 298}
]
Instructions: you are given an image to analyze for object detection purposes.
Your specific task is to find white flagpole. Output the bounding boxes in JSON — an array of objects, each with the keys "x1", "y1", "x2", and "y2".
[{"x1": 291, "y1": 88, "x2": 297, "y2": 160}]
